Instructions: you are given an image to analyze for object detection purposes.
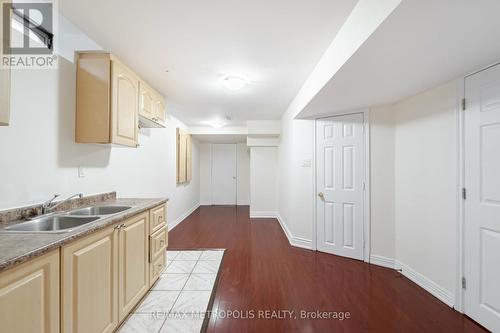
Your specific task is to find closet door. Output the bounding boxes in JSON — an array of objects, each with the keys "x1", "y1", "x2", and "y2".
[{"x1": 212, "y1": 144, "x2": 237, "y2": 205}]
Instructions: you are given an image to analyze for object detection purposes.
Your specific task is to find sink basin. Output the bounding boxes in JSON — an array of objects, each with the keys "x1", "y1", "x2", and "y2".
[
  {"x1": 2, "y1": 215, "x2": 100, "y2": 233},
  {"x1": 68, "y1": 205, "x2": 132, "y2": 216}
]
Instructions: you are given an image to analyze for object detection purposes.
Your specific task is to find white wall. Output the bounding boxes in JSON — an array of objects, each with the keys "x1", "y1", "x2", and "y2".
[
  {"x1": 393, "y1": 80, "x2": 459, "y2": 296},
  {"x1": 0, "y1": 16, "x2": 200, "y2": 229},
  {"x1": 199, "y1": 143, "x2": 249, "y2": 205},
  {"x1": 277, "y1": 109, "x2": 314, "y2": 246},
  {"x1": 277, "y1": 81, "x2": 459, "y2": 305},
  {"x1": 236, "y1": 143, "x2": 250, "y2": 205},
  {"x1": 250, "y1": 146, "x2": 278, "y2": 217},
  {"x1": 370, "y1": 106, "x2": 396, "y2": 259}
]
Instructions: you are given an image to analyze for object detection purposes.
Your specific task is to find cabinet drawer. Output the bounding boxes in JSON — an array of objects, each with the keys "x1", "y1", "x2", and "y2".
[
  {"x1": 150, "y1": 226, "x2": 167, "y2": 261},
  {"x1": 150, "y1": 253, "x2": 165, "y2": 285},
  {"x1": 149, "y1": 204, "x2": 166, "y2": 234}
]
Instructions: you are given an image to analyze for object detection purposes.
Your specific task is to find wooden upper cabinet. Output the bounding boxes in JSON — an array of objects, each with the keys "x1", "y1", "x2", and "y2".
[
  {"x1": 177, "y1": 128, "x2": 187, "y2": 183},
  {"x1": 139, "y1": 81, "x2": 155, "y2": 120},
  {"x1": 177, "y1": 128, "x2": 192, "y2": 184},
  {"x1": 0, "y1": 0, "x2": 10, "y2": 126},
  {"x1": 111, "y1": 60, "x2": 139, "y2": 146},
  {"x1": 76, "y1": 53, "x2": 140, "y2": 147},
  {"x1": 0, "y1": 67, "x2": 9, "y2": 126},
  {"x1": 153, "y1": 92, "x2": 166, "y2": 126},
  {"x1": 139, "y1": 80, "x2": 166, "y2": 128},
  {"x1": 0, "y1": 250, "x2": 60, "y2": 333},
  {"x1": 186, "y1": 134, "x2": 192, "y2": 182}
]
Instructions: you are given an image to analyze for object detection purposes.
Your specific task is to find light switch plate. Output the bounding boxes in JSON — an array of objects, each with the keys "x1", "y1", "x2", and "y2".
[{"x1": 78, "y1": 166, "x2": 85, "y2": 178}]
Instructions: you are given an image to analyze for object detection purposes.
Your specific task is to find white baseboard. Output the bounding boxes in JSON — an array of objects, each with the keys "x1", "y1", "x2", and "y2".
[
  {"x1": 199, "y1": 202, "x2": 211, "y2": 206},
  {"x1": 276, "y1": 214, "x2": 313, "y2": 250},
  {"x1": 370, "y1": 255, "x2": 396, "y2": 269},
  {"x1": 397, "y1": 261, "x2": 455, "y2": 308},
  {"x1": 371, "y1": 255, "x2": 455, "y2": 307},
  {"x1": 249, "y1": 211, "x2": 278, "y2": 219},
  {"x1": 169, "y1": 203, "x2": 200, "y2": 231}
]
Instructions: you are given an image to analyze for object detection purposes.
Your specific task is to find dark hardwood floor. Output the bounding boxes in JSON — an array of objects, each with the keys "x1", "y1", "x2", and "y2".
[{"x1": 169, "y1": 206, "x2": 487, "y2": 333}]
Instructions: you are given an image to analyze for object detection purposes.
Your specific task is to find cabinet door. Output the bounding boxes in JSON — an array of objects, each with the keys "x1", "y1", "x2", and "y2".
[
  {"x1": 153, "y1": 94, "x2": 166, "y2": 126},
  {"x1": 0, "y1": 0, "x2": 10, "y2": 126},
  {"x1": 111, "y1": 60, "x2": 138, "y2": 147},
  {"x1": 177, "y1": 128, "x2": 187, "y2": 183},
  {"x1": 0, "y1": 250, "x2": 59, "y2": 333},
  {"x1": 139, "y1": 81, "x2": 154, "y2": 120},
  {"x1": 118, "y1": 212, "x2": 149, "y2": 321},
  {"x1": 150, "y1": 252, "x2": 166, "y2": 287},
  {"x1": 62, "y1": 225, "x2": 118, "y2": 333},
  {"x1": 186, "y1": 134, "x2": 192, "y2": 182},
  {"x1": 150, "y1": 204, "x2": 166, "y2": 234},
  {"x1": 150, "y1": 226, "x2": 168, "y2": 261}
]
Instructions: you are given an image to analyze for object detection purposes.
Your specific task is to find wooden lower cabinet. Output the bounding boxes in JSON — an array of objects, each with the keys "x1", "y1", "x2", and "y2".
[
  {"x1": 118, "y1": 212, "x2": 149, "y2": 322},
  {"x1": 150, "y1": 253, "x2": 166, "y2": 287},
  {"x1": 148, "y1": 204, "x2": 167, "y2": 287},
  {"x1": 0, "y1": 249, "x2": 60, "y2": 333},
  {"x1": 62, "y1": 212, "x2": 151, "y2": 333},
  {"x1": 150, "y1": 204, "x2": 166, "y2": 234},
  {"x1": 150, "y1": 226, "x2": 168, "y2": 260},
  {"x1": 1, "y1": 203, "x2": 168, "y2": 333},
  {"x1": 61, "y1": 225, "x2": 119, "y2": 333}
]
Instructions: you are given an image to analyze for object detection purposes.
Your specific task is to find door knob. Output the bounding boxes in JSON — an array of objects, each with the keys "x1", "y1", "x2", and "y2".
[{"x1": 318, "y1": 192, "x2": 324, "y2": 199}]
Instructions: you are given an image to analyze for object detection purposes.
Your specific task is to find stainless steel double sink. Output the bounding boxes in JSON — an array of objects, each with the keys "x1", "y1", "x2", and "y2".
[{"x1": 1, "y1": 205, "x2": 132, "y2": 234}]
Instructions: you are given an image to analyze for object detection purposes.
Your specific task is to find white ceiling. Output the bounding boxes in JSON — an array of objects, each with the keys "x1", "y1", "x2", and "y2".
[
  {"x1": 60, "y1": 0, "x2": 358, "y2": 126},
  {"x1": 297, "y1": 0, "x2": 500, "y2": 118}
]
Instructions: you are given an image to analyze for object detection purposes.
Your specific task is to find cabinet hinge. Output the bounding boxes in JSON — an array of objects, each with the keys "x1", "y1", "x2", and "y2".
[
  {"x1": 461, "y1": 98, "x2": 466, "y2": 111},
  {"x1": 462, "y1": 188, "x2": 467, "y2": 200},
  {"x1": 462, "y1": 277, "x2": 467, "y2": 290}
]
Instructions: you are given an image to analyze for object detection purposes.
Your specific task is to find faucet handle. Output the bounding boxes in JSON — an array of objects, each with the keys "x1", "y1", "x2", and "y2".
[{"x1": 42, "y1": 194, "x2": 60, "y2": 208}]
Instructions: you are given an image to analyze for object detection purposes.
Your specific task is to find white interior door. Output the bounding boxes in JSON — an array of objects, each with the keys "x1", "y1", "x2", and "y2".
[
  {"x1": 212, "y1": 144, "x2": 237, "y2": 205},
  {"x1": 316, "y1": 113, "x2": 365, "y2": 260},
  {"x1": 464, "y1": 64, "x2": 500, "y2": 332}
]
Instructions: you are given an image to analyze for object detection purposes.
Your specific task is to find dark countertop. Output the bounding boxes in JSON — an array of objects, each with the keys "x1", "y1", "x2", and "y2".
[{"x1": 0, "y1": 197, "x2": 168, "y2": 273}]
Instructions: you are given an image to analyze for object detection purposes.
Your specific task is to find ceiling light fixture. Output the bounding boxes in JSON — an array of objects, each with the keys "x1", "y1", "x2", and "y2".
[
  {"x1": 211, "y1": 121, "x2": 225, "y2": 129},
  {"x1": 222, "y1": 76, "x2": 246, "y2": 91}
]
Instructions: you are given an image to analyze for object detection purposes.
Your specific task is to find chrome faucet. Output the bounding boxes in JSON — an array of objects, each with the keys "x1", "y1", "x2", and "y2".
[{"x1": 41, "y1": 193, "x2": 83, "y2": 214}]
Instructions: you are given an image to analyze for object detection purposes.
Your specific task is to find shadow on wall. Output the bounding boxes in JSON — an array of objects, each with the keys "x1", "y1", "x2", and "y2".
[{"x1": 57, "y1": 55, "x2": 111, "y2": 168}]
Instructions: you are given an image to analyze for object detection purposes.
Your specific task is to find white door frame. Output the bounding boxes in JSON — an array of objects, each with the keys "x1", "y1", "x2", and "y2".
[
  {"x1": 313, "y1": 109, "x2": 371, "y2": 262},
  {"x1": 456, "y1": 60, "x2": 500, "y2": 313}
]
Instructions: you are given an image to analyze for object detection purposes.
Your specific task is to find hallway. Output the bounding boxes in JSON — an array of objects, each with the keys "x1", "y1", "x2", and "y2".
[{"x1": 169, "y1": 206, "x2": 485, "y2": 333}]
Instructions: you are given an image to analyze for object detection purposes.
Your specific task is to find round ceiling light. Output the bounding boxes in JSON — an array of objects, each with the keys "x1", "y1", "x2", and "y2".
[
  {"x1": 211, "y1": 121, "x2": 225, "y2": 129},
  {"x1": 222, "y1": 76, "x2": 246, "y2": 91}
]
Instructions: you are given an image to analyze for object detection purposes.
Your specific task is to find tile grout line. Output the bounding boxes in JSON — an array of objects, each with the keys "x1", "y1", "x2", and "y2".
[
  {"x1": 155, "y1": 249, "x2": 186, "y2": 333},
  {"x1": 120, "y1": 250, "x2": 223, "y2": 333},
  {"x1": 157, "y1": 250, "x2": 203, "y2": 333}
]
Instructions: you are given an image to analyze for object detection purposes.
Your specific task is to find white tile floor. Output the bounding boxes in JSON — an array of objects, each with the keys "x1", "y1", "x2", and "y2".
[{"x1": 118, "y1": 250, "x2": 224, "y2": 333}]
